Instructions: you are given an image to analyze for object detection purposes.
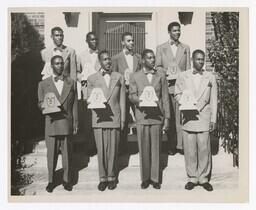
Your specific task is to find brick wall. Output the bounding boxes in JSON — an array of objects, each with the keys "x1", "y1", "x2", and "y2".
[
  {"x1": 25, "y1": 12, "x2": 44, "y2": 39},
  {"x1": 205, "y1": 12, "x2": 215, "y2": 71}
]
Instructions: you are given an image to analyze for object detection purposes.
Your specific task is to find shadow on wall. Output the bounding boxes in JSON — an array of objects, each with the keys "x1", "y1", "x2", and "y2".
[{"x1": 11, "y1": 13, "x2": 45, "y2": 195}]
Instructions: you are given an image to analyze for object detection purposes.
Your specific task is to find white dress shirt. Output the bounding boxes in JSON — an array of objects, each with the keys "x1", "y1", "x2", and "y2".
[
  {"x1": 192, "y1": 72, "x2": 203, "y2": 91},
  {"x1": 169, "y1": 39, "x2": 178, "y2": 57},
  {"x1": 52, "y1": 76, "x2": 64, "y2": 95},
  {"x1": 103, "y1": 73, "x2": 111, "y2": 88},
  {"x1": 123, "y1": 49, "x2": 134, "y2": 70}
]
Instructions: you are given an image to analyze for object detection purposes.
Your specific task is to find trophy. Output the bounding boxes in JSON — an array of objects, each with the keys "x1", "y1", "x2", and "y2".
[
  {"x1": 179, "y1": 89, "x2": 198, "y2": 111},
  {"x1": 166, "y1": 59, "x2": 179, "y2": 80},
  {"x1": 124, "y1": 68, "x2": 133, "y2": 86},
  {"x1": 42, "y1": 92, "x2": 61, "y2": 114},
  {"x1": 139, "y1": 86, "x2": 158, "y2": 107},
  {"x1": 87, "y1": 88, "x2": 107, "y2": 109}
]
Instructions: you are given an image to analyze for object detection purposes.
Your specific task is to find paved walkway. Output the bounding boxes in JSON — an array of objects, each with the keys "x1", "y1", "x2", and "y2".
[{"x1": 19, "y1": 133, "x2": 238, "y2": 199}]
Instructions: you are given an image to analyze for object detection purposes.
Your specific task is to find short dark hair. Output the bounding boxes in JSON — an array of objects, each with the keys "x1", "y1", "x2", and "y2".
[
  {"x1": 51, "y1": 27, "x2": 63, "y2": 35},
  {"x1": 121, "y1": 32, "x2": 133, "y2": 41},
  {"x1": 86, "y1": 31, "x2": 96, "y2": 41},
  {"x1": 98, "y1": 50, "x2": 110, "y2": 60},
  {"x1": 192, "y1": 49, "x2": 205, "y2": 59},
  {"x1": 141, "y1": 49, "x2": 154, "y2": 59},
  {"x1": 50, "y1": 55, "x2": 63, "y2": 65},
  {"x1": 167, "y1": 22, "x2": 181, "y2": 32}
]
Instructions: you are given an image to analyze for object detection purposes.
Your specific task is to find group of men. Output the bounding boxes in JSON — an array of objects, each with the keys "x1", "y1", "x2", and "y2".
[{"x1": 38, "y1": 21, "x2": 217, "y2": 193}]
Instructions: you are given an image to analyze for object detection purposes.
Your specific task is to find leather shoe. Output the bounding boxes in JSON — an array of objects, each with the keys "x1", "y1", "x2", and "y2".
[
  {"x1": 98, "y1": 182, "x2": 108, "y2": 191},
  {"x1": 108, "y1": 181, "x2": 117, "y2": 190},
  {"x1": 168, "y1": 150, "x2": 176, "y2": 156},
  {"x1": 46, "y1": 183, "x2": 55, "y2": 193},
  {"x1": 185, "y1": 182, "x2": 197, "y2": 190},
  {"x1": 151, "y1": 181, "x2": 161, "y2": 189},
  {"x1": 141, "y1": 180, "x2": 150, "y2": 189},
  {"x1": 200, "y1": 182, "x2": 213, "y2": 191},
  {"x1": 63, "y1": 182, "x2": 73, "y2": 191}
]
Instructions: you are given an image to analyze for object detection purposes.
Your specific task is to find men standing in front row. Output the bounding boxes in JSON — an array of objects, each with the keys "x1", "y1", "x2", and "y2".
[
  {"x1": 87, "y1": 50, "x2": 126, "y2": 191},
  {"x1": 175, "y1": 50, "x2": 217, "y2": 191},
  {"x1": 112, "y1": 32, "x2": 141, "y2": 153},
  {"x1": 38, "y1": 55, "x2": 78, "y2": 193},
  {"x1": 129, "y1": 49, "x2": 170, "y2": 189},
  {"x1": 41, "y1": 27, "x2": 77, "y2": 80},
  {"x1": 156, "y1": 22, "x2": 191, "y2": 155}
]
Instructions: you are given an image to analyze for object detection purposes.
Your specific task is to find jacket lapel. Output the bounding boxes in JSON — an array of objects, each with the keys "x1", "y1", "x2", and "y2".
[
  {"x1": 133, "y1": 54, "x2": 139, "y2": 72},
  {"x1": 120, "y1": 52, "x2": 129, "y2": 71},
  {"x1": 59, "y1": 77, "x2": 72, "y2": 104},
  {"x1": 195, "y1": 71, "x2": 210, "y2": 100},
  {"x1": 163, "y1": 44, "x2": 175, "y2": 64},
  {"x1": 61, "y1": 45, "x2": 69, "y2": 62},
  {"x1": 184, "y1": 70, "x2": 197, "y2": 99},
  {"x1": 47, "y1": 76, "x2": 61, "y2": 100},
  {"x1": 175, "y1": 44, "x2": 185, "y2": 65},
  {"x1": 95, "y1": 72, "x2": 109, "y2": 100},
  {"x1": 106, "y1": 73, "x2": 119, "y2": 101},
  {"x1": 151, "y1": 72, "x2": 161, "y2": 87}
]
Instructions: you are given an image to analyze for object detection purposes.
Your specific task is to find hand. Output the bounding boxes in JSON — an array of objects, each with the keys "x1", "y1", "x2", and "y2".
[
  {"x1": 121, "y1": 121, "x2": 125, "y2": 131},
  {"x1": 209, "y1": 122, "x2": 216, "y2": 132},
  {"x1": 73, "y1": 124, "x2": 78, "y2": 135},
  {"x1": 162, "y1": 119, "x2": 169, "y2": 131}
]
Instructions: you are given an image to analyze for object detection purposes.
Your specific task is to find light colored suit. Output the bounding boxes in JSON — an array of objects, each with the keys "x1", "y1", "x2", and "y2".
[
  {"x1": 175, "y1": 69, "x2": 217, "y2": 184},
  {"x1": 129, "y1": 69, "x2": 170, "y2": 183},
  {"x1": 38, "y1": 76, "x2": 78, "y2": 183},
  {"x1": 87, "y1": 71, "x2": 126, "y2": 181},
  {"x1": 41, "y1": 45, "x2": 77, "y2": 80},
  {"x1": 155, "y1": 41, "x2": 191, "y2": 151}
]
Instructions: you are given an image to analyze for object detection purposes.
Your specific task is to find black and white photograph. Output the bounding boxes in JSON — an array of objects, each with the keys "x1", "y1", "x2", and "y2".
[{"x1": 8, "y1": 7, "x2": 248, "y2": 203}]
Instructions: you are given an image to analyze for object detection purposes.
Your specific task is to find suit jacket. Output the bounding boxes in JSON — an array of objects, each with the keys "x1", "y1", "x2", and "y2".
[
  {"x1": 41, "y1": 45, "x2": 77, "y2": 80},
  {"x1": 111, "y1": 51, "x2": 141, "y2": 74},
  {"x1": 87, "y1": 71, "x2": 126, "y2": 128},
  {"x1": 129, "y1": 69, "x2": 171, "y2": 125},
  {"x1": 155, "y1": 41, "x2": 191, "y2": 94},
  {"x1": 174, "y1": 69, "x2": 217, "y2": 132},
  {"x1": 38, "y1": 76, "x2": 78, "y2": 136}
]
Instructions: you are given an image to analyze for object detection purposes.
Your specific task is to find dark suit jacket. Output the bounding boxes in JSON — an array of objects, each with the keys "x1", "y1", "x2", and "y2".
[
  {"x1": 129, "y1": 70, "x2": 171, "y2": 125},
  {"x1": 38, "y1": 76, "x2": 78, "y2": 136},
  {"x1": 87, "y1": 71, "x2": 126, "y2": 128},
  {"x1": 41, "y1": 45, "x2": 77, "y2": 80},
  {"x1": 111, "y1": 51, "x2": 141, "y2": 74}
]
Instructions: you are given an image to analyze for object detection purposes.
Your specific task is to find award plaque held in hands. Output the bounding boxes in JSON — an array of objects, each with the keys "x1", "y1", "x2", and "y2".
[
  {"x1": 166, "y1": 62, "x2": 179, "y2": 80},
  {"x1": 179, "y1": 89, "x2": 198, "y2": 111},
  {"x1": 87, "y1": 88, "x2": 107, "y2": 109},
  {"x1": 139, "y1": 86, "x2": 158, "y2": 107},
  {"x1": 42, "y1": 92, "x2": 61, "y2": 114},
  {"x1": 124, "y1": 68, "x2": 133, "y2": 85}
]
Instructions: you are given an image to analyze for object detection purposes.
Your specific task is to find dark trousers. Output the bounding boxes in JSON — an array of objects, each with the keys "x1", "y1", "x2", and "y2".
[{"x1": 45, "y1": 135, "x2": 72, "y2": 183}]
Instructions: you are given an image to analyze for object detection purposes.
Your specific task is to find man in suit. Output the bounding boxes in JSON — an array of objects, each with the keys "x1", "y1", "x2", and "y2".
[
  {"x1": 174, "y1": 49, "x2": 217, "y2": 191},
  {"x1": 87, "y1": 50, "x2": 126, "y2": 191},
  {"x1": 155, "y1": 21, "x2": 191, "y2": 155},
  {"x1": 38, "y1": 55, "x2": 78, "y2": 193},
  {"x1": 76, "y1": 32, "x2": 100, "y2": 155},
  {"x1": 129, "y1": 49, "x2": 170, "y2": 189},
  {"x1": 112, "y1": 32, "x2": 141, "y2": 152},
  {"x1": 41, "y1": 27, "x2": 77, "y2": 80}
]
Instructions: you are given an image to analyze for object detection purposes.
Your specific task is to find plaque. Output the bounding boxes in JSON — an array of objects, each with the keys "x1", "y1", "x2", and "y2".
[
  {"x1": 139, "y1": 86, "x2": 158, "y2": 107},
  {"x1": 124, "y1": 68, "x2": 133, "y2": 85},
  {"x1": 42, "y1": 92, "x2": 61, "y2": 114},
  {"x1": 166, "y1": 63, "x2": 179, "y2": 80},
  {"x1": 87, "y1": 88, "x2": 107, "y2": 109},
  {"x1": 179, "y1": 89, "x2": 198, "y2": 111}
]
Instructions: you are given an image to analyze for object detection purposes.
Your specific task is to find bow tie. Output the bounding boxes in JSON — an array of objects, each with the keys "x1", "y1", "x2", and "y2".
[
  {"x1": 192, "y1": 70, "x2": 203, "y2": 75},
  {"x1": 54, "y1": 75, "x2": 64, "y2": 82},
  {"x1": 124, "y1": 50, "x2": 134, "y2": 56},
  {"x1": 170, "y1": 40, "x2": 179, "y2": 46},
  {"x1": 102, "y1": 70, "x2": 111, "y2": 76},
  {"x1": 144, "y1": 69, "x2": 156, "y2": 75},
  {"x1": 89, "y1": 49, "x2": 98, "y2": 54},
  {"x1": 54, "y1": 47, "x2": 63, "y2": 52}
]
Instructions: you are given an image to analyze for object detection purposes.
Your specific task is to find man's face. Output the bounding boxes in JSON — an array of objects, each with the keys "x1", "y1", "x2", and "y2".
[
  {"x1": 168, "y1": 26, "x2": 181, "y2": 41},
  {"x1": 87, "y1": 34, "x2": 98, "y2": 50},
  {"x1": 52, "y1": 57, "x2": 64, "y2": 76},
  {"x1": 51, "y1": 30, "x2": 64, "y2": 47},
  {"x1": 122, "y1": 35, "x2": 134, "y2": 51},
  {"x1": 99, "y1": 53, "x2": 112, "y2": 71},
  {"x1": 143, "y1": 52, "x2": 155, "y2": 69},
  {"x1": 193, "y1": 53, "x2": 205, "y2": 71}
]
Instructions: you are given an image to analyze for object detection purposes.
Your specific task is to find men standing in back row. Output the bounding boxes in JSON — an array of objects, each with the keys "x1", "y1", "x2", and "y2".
[
  {"x1": 156, "y1": 21, "x2": 191, "y2": 155},
  {"x1": 112, "y1": 32, "x2": 142, "y2": 153},
  {"x1": 41, "y1": 27, "x2": 77, "y2": 80}
]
